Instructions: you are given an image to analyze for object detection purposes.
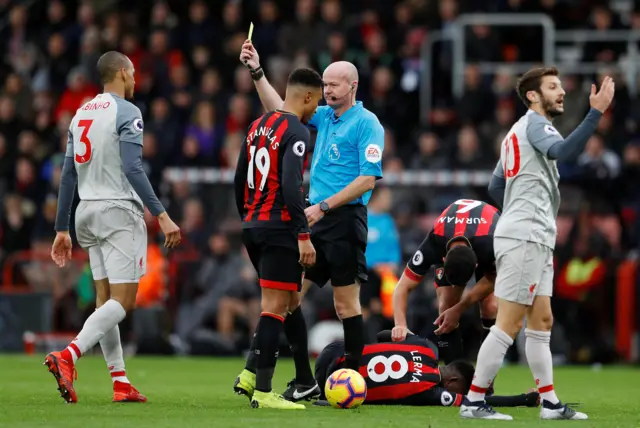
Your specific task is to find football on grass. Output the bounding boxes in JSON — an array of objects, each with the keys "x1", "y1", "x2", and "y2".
[{"x1": 324, "y1": 368, "x2": 367, "y2": 409}]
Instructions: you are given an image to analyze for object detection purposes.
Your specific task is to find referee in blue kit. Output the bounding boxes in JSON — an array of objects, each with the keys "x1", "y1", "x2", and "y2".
[{"x1": 240, "y1": 42, "x2": 384, "y2": 399}]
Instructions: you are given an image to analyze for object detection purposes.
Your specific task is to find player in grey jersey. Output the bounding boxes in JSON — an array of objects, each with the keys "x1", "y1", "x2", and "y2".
[
  {"x1": 460, "y1": 67, "x2": 614, "y2": 421},
  {"x1": 44, "y1": 51, "x2": 181, "y2": 404}
]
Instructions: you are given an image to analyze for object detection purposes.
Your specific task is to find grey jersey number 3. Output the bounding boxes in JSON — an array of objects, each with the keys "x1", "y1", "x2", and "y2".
[
  {"x1": 493, "y1": 110, "x2": 561, "y2": 249},
  {"x1": 72, "y1": 93, "x2": 145, "y2": 212}
]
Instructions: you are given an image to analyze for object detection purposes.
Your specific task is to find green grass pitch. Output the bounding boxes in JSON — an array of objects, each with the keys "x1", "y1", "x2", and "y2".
[{"x1": 2, "y1": 355, "x2": 639, "y2": 427}]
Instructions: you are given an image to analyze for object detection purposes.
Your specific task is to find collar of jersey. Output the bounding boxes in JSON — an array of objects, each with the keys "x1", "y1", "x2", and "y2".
[
  {"x1": 275, "y1": 109, "x2": 298, "y2": 117},
  {"x1": 330, "y1": 101, "x2": 363, "y2": 123}
]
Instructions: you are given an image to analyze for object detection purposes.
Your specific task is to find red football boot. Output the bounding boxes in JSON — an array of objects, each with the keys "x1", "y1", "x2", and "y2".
[
  {"x1": 44, "y1": 351, "x2": 78, "y2": 403},
  {"x1": 112, "y1": 381, "x2": 148, "y2": 403}
]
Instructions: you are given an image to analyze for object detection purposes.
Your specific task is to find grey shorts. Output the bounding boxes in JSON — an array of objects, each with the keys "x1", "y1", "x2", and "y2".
[
  {"x1": 493, "y1": 237, "x2": 554, "y2": 306},
  {"x1": 75, "y1": 200, "x2": 147, "y2": 283}
]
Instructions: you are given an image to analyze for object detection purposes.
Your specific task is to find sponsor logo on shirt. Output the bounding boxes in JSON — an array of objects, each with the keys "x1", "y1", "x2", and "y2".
[{"x1": 365, "y1": 144, "x2": 382, "y2": 163}]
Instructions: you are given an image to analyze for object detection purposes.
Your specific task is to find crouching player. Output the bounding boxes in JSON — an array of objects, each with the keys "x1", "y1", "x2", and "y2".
[{"x1": 392, "y1": 199, "x2": 500, "y2": 363}]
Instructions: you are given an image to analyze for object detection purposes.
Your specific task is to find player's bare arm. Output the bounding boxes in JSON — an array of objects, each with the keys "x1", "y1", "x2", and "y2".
[
  {"x1": 52, "y1": 132, "x2": 78, "y2": 267},
  {"x1": 391, "y1": 274, "x2": 420, "y2": 341},
  {"x1": 240, "y1": 41, "x2": 284, "y2": 111},
  {"x1": 434, "y1": 274, "x2": 495, "y2": 335}
]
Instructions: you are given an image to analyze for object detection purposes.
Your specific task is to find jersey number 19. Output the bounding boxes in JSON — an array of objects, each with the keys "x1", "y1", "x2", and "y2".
[{"x1": 247, "y1": 146, "x2": 270, "y2": 191}]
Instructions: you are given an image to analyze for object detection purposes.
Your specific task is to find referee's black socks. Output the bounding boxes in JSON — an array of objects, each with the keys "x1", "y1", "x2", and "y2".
[
  {"x1": 254, "y1": 312, "x2": 284, "y2": 393},
  {"x1": 342, "y1": 314, "x2": 365, "y2": 371},
  {"x1": 284, "y1": 306, "x2": 315, "y2": 384}
]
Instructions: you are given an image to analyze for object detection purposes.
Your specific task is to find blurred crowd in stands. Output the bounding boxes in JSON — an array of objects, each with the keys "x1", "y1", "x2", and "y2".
[{"x1": 1, "y1": 0, "x2": 639, "y2": 363}]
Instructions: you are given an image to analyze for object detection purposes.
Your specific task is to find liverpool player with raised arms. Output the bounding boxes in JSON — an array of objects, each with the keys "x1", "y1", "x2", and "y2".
[
  {"x1": 45, "y1": 51, "x2": 181, "y2": 403},
  {"x1": 391, "y1": 199, "x2": 500, "y2": 364},
  {"x1": 233, "y1": 68, "x2": 324, "y2": 409},
  {"x1": 461, "y1": 68, "x2": 614, "y2": 420}
]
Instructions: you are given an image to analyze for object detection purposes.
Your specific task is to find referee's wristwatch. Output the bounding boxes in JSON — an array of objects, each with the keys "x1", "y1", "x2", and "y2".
[{"x1": 319, "y1": 201, "x2": 330, "y2": 214}]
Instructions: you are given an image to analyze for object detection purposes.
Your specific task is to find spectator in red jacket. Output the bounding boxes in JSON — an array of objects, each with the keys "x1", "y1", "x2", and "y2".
[{"x1": 54, "y1": 67, "x2": 98, "y2": 121}]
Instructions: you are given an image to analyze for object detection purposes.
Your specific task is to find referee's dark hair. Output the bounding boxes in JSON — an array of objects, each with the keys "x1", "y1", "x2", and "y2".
[
  {"x1": 288, "y1": 67, "x2": 324, "y2": 89},
  {"x1": 449, "y1": 360, "x2": 476, "y2": 393},
  {"x1": 443, "y1": 245, "x2": 477, "y2": 286}
]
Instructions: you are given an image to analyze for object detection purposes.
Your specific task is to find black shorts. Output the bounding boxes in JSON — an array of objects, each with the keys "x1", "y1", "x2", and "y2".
[
  {"x1": 242, "y1": 227, "x2": 303, "y2": 292},
  {"x1": 305, "y1": 205, "x2": 368, "y2": 287}
]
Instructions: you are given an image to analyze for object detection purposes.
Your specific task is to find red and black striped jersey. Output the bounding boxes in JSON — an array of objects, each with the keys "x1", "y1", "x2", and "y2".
[
  {"x1": 432, "y1": 199, "x2": 500, "y2": 239},
  {"x1": 404, "y1": 199, "x2": 499, "y2": 285},
  {"x1": 336, "y1": 336, "x2": 463, "y2": 406},
  {"x1": 233, "y1": 111, "x2": 310, "y2": 235}
]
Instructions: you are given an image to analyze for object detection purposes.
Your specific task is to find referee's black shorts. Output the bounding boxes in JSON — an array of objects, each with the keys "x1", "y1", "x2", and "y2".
[{"x1": 305, "y1": 204, "x2": 368, "y2": 287}]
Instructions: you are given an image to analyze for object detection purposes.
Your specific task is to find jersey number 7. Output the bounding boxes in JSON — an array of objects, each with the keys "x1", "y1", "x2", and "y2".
[
  {"x1": 453, "y1": 199, "x2": 481, "y2": 213},
  {"x1": 75, "y1": 119, "x2": 94, "y2": 164}
]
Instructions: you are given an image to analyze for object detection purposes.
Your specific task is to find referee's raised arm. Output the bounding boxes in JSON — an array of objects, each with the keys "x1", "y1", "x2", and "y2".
[{"x1": 240, "y1": 40, "x2": 284, "y2": 111}]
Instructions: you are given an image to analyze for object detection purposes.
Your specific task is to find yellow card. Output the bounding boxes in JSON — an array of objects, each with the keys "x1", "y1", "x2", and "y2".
[{"x1": 248, "y1": 22, "x2": 254, "y2": 42}]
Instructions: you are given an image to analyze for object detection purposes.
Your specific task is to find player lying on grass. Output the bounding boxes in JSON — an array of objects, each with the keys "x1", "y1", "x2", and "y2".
[
  {"x1": 392, "y1": 199, "x2": 500, "y2": 365},
  {"x1": 313, "y1": 330, "x2": 539, "y2": 407}
]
